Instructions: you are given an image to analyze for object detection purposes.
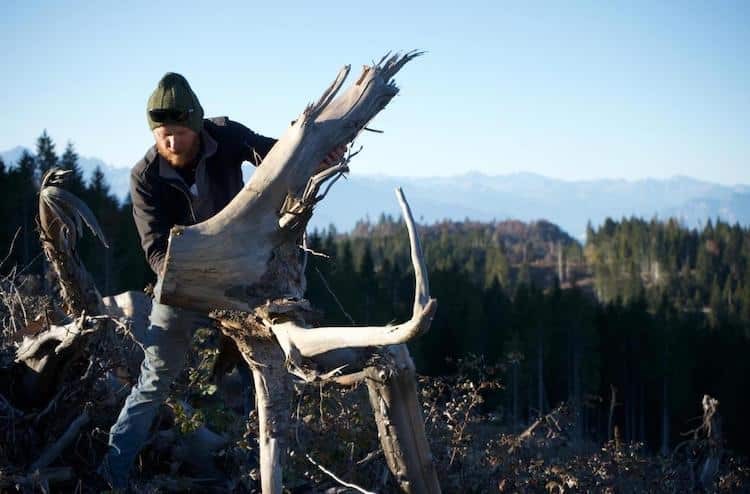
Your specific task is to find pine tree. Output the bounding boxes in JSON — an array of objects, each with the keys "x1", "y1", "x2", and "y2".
[
  {"x1": 708, "y1": 275, "x2": 723, "y2": 328},
  {"x1": 358, "y1": 244, "x2": 376, "y2": 323},
  {"x1": 35, "y1": 129, "x2": 58, "y2": 174},
  {"x1": 0, "y1": 157, "x2": 10, "y2": 256},
  {"x1": 10, "y1": 151, "x2": 39, "y2": 268},
  {"x1": 60, "y1": 141, "x2": 86, "y2": 197},
  {"x1": 88, "y1": 166, "x2": 110, "y2": 197},
  {"x1": 722, "y1": 276, "x2": 734, "y2": 317}
]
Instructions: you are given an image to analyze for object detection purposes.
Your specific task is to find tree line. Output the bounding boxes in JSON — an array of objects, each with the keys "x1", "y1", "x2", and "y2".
[
  {"x1": 1, "y1": 131, "x2": 749, "y2": 456},
  {"x1": 586, "y1": 216, "x2": 750, "y2": 327},
  {"x1": 0, "y1": 131, "x2": 150, "y2": 294},
  {"x1": 305, "y1": 219, "x2": 750, "y2": 456}
]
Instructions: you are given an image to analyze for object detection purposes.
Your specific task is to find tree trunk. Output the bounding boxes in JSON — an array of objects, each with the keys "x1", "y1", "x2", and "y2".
[
  {"x1": 249, "y1": 341, "x2": 291, "y2": 494},
  {"x1": 512, "y1": 360, "x2": 519, "y2": 431},
  {"x1": 364, "y1": 345, "x2": 441, "y2": 494},
  {"x1": 608, "y1": 385, "x2": 617, "y2": 442},
  {"x1": 537, "y1": 325, "x2": 544, "y2": 417},
  {"x1": 660, "y1": 378, "x2": 669, "y2": 456}
]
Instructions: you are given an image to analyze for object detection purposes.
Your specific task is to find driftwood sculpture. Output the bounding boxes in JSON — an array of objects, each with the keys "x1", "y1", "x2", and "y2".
[{"x1": 156, "y1": 51, "x2": 440, "y2": 493}]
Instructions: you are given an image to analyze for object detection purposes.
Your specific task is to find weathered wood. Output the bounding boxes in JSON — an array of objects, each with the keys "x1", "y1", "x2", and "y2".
[
  {"x1": 0, "y1": 467, "x2": 73, "y2": 488},
  {"x1": 251, "y1": 346, "x2": 291, "y2": 494},
  {"x1": 219, "y1": 320, "x2": 291, "y2": 494},
  {"x1": 269, "y1": 188, "x2": 435, "y2": 365},
  {"x1": 13, "y1": 316, "x2": 97, "y2": 405},
  {"x1": 159, "y1": 52, "x2": 422, "y2": 313},
  {"x1": 30, "y1": 410, "x2": 90, "y2": 471},
  {"x1": 38, "y1": 168, "x2": 107, "y2": 316},
  {"x1": 365, "y1": 345, "x2": 441, "y2": 494}
]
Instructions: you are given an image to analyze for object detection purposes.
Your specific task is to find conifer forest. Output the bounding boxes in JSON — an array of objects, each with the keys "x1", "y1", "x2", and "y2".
[{"x1": 1, "y1": 131, "x2": 749, "y2": 492}]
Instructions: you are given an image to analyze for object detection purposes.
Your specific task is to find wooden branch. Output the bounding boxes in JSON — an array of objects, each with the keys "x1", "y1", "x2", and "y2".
[
  {"x1": 15, "y1": 316, "x2": 94, "y2": 371},
  {"x1": 269, "y1": 188, "x2": 436, "y2": 358},
  {"x1": 507, "y1": 406, "x2": 565, "y2": 455},
  {"x1": 217, "y1": 321, "x2": 291, "y2": 494},
  {"x1": 0, "y1": 468, "x2": 73, "y2": 488},
  {"x1": 271, "y1": 301, "x2": 435, "y2": 359},
  {"x1": 306, "y1": 453, "x2": 376, "y2": 494},
  {"x1": 38, "y1": 168, "x2": 106, "y2": 316},
  {"x1": 364, "y1": 345, "x2": 441, "y2": 494},
  {"x1": 248, "y1": 340, "x2": 291, "y2": 494},
  {"x1": 30, "y1": 410, "x2": 90, "y2": 471}
]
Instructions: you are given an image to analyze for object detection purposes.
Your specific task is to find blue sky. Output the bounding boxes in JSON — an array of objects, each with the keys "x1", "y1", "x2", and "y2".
[{"x1": 1, "y1": 1, "x2": 748, "y2": 184}]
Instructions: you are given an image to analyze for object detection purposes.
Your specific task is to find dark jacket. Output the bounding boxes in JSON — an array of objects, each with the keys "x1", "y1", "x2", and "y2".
[{"x1": 130, "y1": 117, "x2": 276, "y2": 275}]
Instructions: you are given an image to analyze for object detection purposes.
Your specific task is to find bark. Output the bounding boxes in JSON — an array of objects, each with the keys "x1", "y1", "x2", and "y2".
[
  {"x1": 13, "y1": 316, "x2": 97, "y2": 405},
  {"x1": 38, "y1": 169, "x2": 108, "y2": 316},
  {"x1": 608, "y1": 385, "x2": 617, "y2": 442},
  {"x1": 12, "y1": 292, "x2": 148, "y2": 406},
  {"x1": 219, "y1": 319, "x2": 291, "y2": 494},
  {"x1": 30, "y1": 410, "x2": 90, "y2": 471},
  {"x1": 364, "y1": 345, "x2": 441, "y2": 494}
]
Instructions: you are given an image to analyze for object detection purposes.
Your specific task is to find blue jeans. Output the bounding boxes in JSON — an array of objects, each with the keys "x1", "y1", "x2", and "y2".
[{"x1": 105, "y1": 300, "x2": 212, "y2": 488}]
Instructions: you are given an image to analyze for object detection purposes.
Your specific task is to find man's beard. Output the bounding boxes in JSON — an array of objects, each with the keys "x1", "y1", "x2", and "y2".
[{"x1": 156, "y1": 139, "x2": 199, "y2": 167}]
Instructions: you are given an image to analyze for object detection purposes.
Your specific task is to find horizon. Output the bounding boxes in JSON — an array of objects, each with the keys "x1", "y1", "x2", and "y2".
[
  {"x1": 4, "y1": 140, "x2": 748, "y2": 242},
  {"x1": 3, "y1": 143, "x2": 750, "y2": 189},
  {"x1": 1, "y1": 2, "x2": 748, "y2": 186}
]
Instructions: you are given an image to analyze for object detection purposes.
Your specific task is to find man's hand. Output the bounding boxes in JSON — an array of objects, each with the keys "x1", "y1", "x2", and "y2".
[{"x1": 315, "y1": 144, "x2": 347, "y2": 173}]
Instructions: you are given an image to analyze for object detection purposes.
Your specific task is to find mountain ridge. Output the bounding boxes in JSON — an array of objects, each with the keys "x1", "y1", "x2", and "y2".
[{"x1": 3, "y1": 146, "x2": 749, "y2": 239}]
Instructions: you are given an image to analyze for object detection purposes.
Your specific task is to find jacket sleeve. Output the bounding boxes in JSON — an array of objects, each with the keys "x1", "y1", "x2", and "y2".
[
  {"x1": 130, "y1": 169, "x2": 170, "y2": 276},
  {"x1": 228, "y1": 119, "x2": 277, "y2": 166}
]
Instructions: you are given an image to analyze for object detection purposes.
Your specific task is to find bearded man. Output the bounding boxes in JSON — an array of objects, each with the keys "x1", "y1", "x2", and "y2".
[{"x1": 101, "y1": 72, "x2": 343, "y2": 489}]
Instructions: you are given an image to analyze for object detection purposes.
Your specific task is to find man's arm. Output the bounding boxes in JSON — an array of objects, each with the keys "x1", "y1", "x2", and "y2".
[
  {"x1": 130, "y1": 170, "x2": 170, "y2": 275},
  {"x1": 230, "y1": 119, "x2": 277, "y2": 166},
  {"x1": 228, "y1": 118, "x2": 345, "y2": 170}
]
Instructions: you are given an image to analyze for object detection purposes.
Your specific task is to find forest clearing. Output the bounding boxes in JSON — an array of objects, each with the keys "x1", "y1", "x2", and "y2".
[{"x1": 1, "y1": 51, "x2": 749, "y2": 493}]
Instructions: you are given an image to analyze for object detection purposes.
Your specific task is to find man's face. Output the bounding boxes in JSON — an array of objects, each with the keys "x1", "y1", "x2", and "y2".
[{"x1": 153, "y1": 125, "x2": 199, "y2": 167}]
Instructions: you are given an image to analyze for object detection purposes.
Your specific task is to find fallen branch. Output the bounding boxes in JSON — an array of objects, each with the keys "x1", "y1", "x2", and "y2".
[
  {"x1": 306, "y1": 453, "x2": 376, "y2": 494},
  {"x1": 0, "y1": 467, "x2": 73, "y2": 489},
  {"x1": 508, "y1": 406, "x2": 565, "y2": 455},
  {"x1": 30, "y1": 410, "x2": 90, "y2": 471}
]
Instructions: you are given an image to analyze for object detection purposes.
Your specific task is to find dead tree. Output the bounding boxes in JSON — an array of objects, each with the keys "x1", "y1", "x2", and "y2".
[
  {"x1": 11, "y1": 170, "x2": 149, "y2": 407},
  {"x1": 10, "y1": 52, "x2": 440, "y2": 492},
  {"x1": 673, "y1": 394, "x2": 723, "y2": 490},
  {"x1": 157, "y1": 51, "x2": 440, "y2": 493}
]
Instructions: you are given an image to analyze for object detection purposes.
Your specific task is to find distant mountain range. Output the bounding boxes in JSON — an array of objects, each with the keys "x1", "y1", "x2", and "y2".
[{"x1": 3, "y1": 145, "x2": 749, "y2": 239}]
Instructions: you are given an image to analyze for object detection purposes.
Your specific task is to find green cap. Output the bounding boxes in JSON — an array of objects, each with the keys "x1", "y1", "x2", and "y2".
[{"x1": 147, "y1": 72, "x2": 204, "y2": 133}]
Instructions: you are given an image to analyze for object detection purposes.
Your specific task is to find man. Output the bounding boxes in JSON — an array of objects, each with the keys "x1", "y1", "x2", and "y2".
[{"x1": 102, "y1": 72, "x2": 342, "y2": 489}]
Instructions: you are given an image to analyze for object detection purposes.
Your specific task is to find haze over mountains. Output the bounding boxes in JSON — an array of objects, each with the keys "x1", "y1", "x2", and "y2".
[{"x1": 3, "y1": 145, "x2": 749, "y2": 239}]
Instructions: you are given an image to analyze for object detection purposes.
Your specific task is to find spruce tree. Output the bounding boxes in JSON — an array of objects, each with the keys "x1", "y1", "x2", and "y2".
[
  {"x1": 11, "y1": 151, "x2": 39, "y2": 268},
  {"x1": 60, "y1": 141, "x2": 86, "y2": 197},
  {"x1": 708, "y1": 275, "x2": 723, "y2": 327},
  {"x1": 35, "y1": 129, "x2": 58, "y2": 175}
]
